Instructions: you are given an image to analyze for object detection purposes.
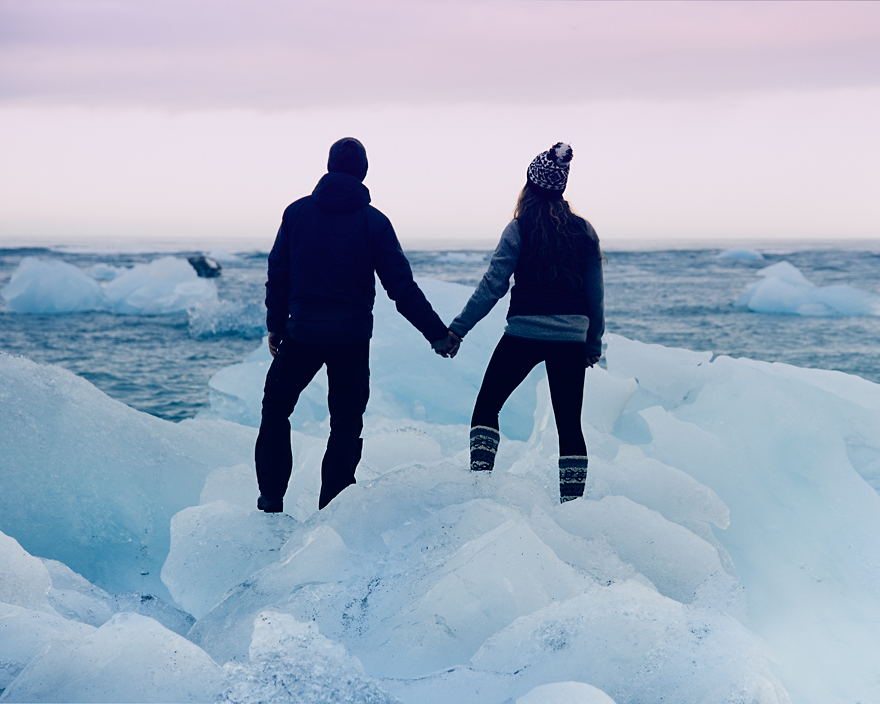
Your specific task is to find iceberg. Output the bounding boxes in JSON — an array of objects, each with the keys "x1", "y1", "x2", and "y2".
[
  {"x1": 735, "y1": 260, "x2": 880, "y2": 316},
  {"x1": 1, "y1": 257, "x2": 105, "y2": 313},
  {"x1": 103, "y1": 256, "x2": 217, "y2": 314},
  {"x1": 1, "y1": 256, "x2": 217, "y2": 315},
  {"x1": 2, "y1": 276, "x2": 880, "y2": 702}
]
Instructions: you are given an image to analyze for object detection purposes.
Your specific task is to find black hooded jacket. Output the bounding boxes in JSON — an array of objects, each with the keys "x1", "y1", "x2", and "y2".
[{"x1": 265, "y1": 172, "x2": 447, "y2": 345}]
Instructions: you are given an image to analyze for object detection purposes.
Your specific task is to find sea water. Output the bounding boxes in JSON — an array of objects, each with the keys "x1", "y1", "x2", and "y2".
[{"x1": 1, "y1": 245, "x2": 879, "y2": 422}]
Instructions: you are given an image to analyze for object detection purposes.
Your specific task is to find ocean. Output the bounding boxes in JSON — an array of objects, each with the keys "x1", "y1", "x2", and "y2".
[{"x1": 2, "y1": 244, "x2": 879, "y2": 422}]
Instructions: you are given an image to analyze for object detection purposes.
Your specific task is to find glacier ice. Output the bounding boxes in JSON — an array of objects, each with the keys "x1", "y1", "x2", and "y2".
[
  {"x1": 735, "y1": 260, "x2": 880, "y2": 316},
  {"x1": 1, "y1": 255, "x2": 217, "y2": 315},
  {"x1": 0, "y1": 612, "x2": 223, "y2": 703},
  {"x1": 218, "y1": 611, "x2": 399, "y2": 704},
  {"x1": 3, "y1": 275, "x2": 880, "y2": 702},
  {"x1": 0, "y1": 351, "x2": 256, "y2": 599}
]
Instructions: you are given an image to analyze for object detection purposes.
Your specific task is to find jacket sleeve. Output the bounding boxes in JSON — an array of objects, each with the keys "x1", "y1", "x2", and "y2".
[
  {"x1": 448, "y1": 220, "x2": 520, "y2": 338},
  {"x1": 264, "y1": 217, "x2": 291, "y2": 335},
  {"x1": 583, "y1": 226, "x2": 605, "y2": 357},
  {"x1": 373, "y1": 219, "x2": 448, "y2": 344}
]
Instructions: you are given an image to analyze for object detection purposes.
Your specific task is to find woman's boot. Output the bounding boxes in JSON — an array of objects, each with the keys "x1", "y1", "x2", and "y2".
[
  {"x1": 470, "y1": 426, "x2": 500, "y2": 472},
  {"x1": 559, "y1": 455, "x2": 588, "y2": 502}
]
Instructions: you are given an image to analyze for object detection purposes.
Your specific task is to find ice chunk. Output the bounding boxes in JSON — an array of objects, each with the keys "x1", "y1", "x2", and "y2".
[
  {"x1": 218, "y1": 611, "x2": 399, "y2": 704},
  {"x1": 199, "y1": 464, "x2": 259, "y2": 509},
  {"x1": 735, "y1": 260, "x2": 880, "y2": 316},
  {"x1": 41, "y1": 558, "x2": 115, "y2": 627},
  {"x1": 87, "y1": 262, "x2": 127, "y2": 281},
  {"x1": 715, "y1": 247, "x2": 764, "y2": 261},
  {"x1": 103, "y1": 256, "x2": 217, "y2": 314},
  {"x1": 608, "y1": 346, "x2": 880, "y2": 704},
  {"x1": 0, "y1": 531, "x2": 53, "y2": 613},
  {"x1": 0, "y1": 351, "x2": 256, "y2": 599},
  {"x1": 162, "y1": 501, "x2": 297, "y2": 619},
  {"x1": 0, "y1": 612, "x2": 223, "y2": 703},
  {"x1": 361, "y1": 427, "x2": 442, "y2": 476},
  {"x1": 1, "y1": 257, "x2": 105, "y2": 313},
  {"x1": 471, "y1": 582, "x2": 788, "y2": 704},
  {"x1": 553, "y1": 496, "x2": 730, "y2": 605},
  {"x1": 1, "y1": 256, "x2": 218, "y2": 315},
  {"x1": 188, "y1": 523, "x2": 358, "y2": 664},
  {"x1": 517, "y1": 681, "x2": 617, "y2": 704},
  {"x1": 112, "y1": 592, "x2": 195, "y2": 637},
  {"x1": 604, "y1": 334, "x2": 712, "y2": 405},
  {"x1": 0, "y1": 602, "x2": 94, "y2": 691},
  {"x1": 592, "y1": 445, "x2": 729, "y2": 530}
]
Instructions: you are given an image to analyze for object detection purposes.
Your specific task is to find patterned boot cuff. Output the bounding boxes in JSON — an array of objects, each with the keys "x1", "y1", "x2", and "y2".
[
  {"x1": 470, "y1": 425, "x2": 500, "y2": 472},
  {"x1": 559, "y1": 455, "x2": 588, "y2": 503}
]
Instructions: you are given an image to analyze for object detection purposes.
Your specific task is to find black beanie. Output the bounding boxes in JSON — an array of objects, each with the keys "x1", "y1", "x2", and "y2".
[{"x1": 327, "y1": 137, "x2": 368, "y2": 182}]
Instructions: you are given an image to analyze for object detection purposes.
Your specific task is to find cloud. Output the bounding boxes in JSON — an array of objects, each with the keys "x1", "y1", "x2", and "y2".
[{"x1": 2, "y1": 0, "x2": 880, "y2": 109}]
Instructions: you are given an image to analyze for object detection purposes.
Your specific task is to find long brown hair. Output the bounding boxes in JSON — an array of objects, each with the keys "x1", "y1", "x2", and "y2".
[{"x1": 513, "y1": 184, "x2": 600, "y2": 288}]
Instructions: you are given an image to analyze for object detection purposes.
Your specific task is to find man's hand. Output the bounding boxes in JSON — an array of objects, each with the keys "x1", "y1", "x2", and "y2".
[
  {"x1": 586, "y1": 354, "x2": 601, "y2": 368},
  {"x1": 432, "y1": 330, "x2": 462, "y2": 358},
  {"x1": 268, "y1": 332, "x2": 282, "y2": 358}
]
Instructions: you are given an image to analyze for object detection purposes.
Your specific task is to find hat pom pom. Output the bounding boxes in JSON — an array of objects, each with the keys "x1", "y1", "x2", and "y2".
[{"x1": 550, "y1": 142, "x2": 573, "y2": 166}]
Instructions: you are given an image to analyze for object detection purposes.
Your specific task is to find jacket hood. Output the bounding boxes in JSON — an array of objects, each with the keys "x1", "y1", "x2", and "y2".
[{"x1": 312, "y1": 172, "x2": 371, "y2": 214}]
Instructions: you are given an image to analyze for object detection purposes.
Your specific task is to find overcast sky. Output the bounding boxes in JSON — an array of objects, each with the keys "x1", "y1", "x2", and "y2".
[{"x1": 1, "y1": 1, "x2": 879, "y2": 249}]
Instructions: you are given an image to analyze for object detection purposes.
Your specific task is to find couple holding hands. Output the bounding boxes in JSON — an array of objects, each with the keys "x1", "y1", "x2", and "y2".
[{"x1": 255, "y1": 138, "x2": 603, "y2": 513}]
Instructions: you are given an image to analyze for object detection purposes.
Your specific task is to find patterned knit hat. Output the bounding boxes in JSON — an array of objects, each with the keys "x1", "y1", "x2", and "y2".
[{"x1": 526, "y1": 142, "x2": 573, "y2": 198}]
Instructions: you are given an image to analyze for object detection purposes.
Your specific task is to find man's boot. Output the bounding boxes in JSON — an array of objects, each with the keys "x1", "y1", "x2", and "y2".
[{"x1": 319, "y1": 437, "x2": 363, "y2": 509}]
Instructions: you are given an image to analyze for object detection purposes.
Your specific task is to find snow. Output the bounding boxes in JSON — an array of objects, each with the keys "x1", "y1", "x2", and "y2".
[
  {"x1": 735, "y1": 260, "x2": 880, "y2": 316},
  {"x1": 2, "y1": 277, "x2": 880, "y2": 703},
  {"x1": 1, "y1": 256, "x2": 217, "y2": 314},
  {"x1": 716, "y1": 247, "x2": 764, "y2": 260}
]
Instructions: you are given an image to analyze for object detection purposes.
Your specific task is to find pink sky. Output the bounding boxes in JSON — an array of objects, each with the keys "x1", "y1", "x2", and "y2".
[{"x1": 1, "y1": 1, "x2": 879, "y2": 248}]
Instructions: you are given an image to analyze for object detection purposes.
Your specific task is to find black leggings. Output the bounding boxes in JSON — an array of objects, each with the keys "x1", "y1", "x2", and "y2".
[{"x1": 472, "y1": 334, "x2": 587, "y2": 457}]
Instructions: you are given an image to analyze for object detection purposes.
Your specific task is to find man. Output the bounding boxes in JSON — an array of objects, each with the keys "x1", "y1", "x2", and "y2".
[{"x1": 256, "y1": 137, "x2": 457, "y2": 513}]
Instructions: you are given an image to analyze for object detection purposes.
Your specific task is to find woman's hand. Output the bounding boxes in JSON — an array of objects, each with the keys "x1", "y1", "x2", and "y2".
[
  {"x1": 432, "y1": 330, "x2": 462, "y2": 358},
  {"x1": 586, "y1": 354, "x2": 601, "y2": 368}
]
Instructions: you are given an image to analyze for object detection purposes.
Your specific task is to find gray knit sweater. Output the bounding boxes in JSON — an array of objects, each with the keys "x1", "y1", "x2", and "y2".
[{"x1": 449, "y1": 220, "x2": 604, "y2": 355}]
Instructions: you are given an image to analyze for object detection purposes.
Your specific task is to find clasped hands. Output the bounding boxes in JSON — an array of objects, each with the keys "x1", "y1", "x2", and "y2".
[{"x1": 432, "y1": 329, "x2": 462, "y2": 358}]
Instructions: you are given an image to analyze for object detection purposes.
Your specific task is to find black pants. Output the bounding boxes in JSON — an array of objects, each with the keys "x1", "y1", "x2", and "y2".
[
  {"x1": 472, "y1": 334, "x2": 587, "y2": 457},
  {"x1": 255, "y1": 339, "x2": 370, "y2": 509}
]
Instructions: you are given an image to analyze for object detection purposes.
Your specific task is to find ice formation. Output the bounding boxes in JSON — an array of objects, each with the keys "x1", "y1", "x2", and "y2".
[
  {"x1": 0, "y1": 351, "x2": 256, "y2": 599},
  {"x1": 2, "y1": 276, "x2": 880, "y2": 703},
  {"x1": 716, "y1": 247, "x2": 764, "y2": 261},
  {"x1": 1, "y1": 256, "x2": 217, "y2": 314},
  {"x1": 735, "y1": 260, "x2": 880, "y2": 316}
]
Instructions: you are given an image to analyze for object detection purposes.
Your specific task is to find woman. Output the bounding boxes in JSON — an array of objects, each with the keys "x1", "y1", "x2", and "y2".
[{"x1": 445, "y1": 142, "x2": 604, "y2": 503}]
